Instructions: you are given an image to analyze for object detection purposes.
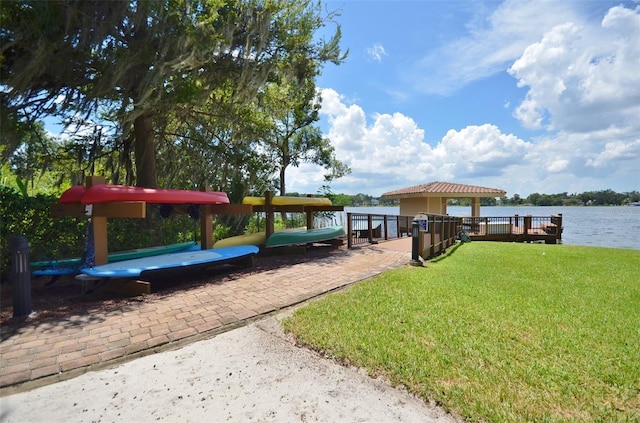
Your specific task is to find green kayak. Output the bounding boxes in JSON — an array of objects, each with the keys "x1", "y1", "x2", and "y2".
[
  {"x1": 31, "y1": 241, "x2": 197, "y2": 269},
  {"x1": 265, "y1": 226, "x2": 345, "y2": 248}
]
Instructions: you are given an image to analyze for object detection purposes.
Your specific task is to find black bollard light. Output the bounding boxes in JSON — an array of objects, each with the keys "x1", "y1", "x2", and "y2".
[
  {"x1": 10, "y1": 236, "x2": 32, "y2": 318},
  {"x1": 409, "y1": 220, "x2": 423, "y2": 266}
]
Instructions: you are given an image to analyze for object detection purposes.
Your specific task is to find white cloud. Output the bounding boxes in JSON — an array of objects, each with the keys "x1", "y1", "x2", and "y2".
[
  {"x1": 322, "y1": 89, "x2": 428, "y2": 188},
  {"x1": 547, "y1": 159, "x2": 569, "y2": 173},
  {"x1": 286, "y1": 89, "x2": 536, "y2": 196},
  {"x1": 366, "y1": 43, "x2": 387, "y2": 63},
  {"x1": 503, "y1": 4, "x2": 640, "y2": 191},
  {"x1": 434, "y1": 125, "x2": 531, "y2": 178},
  {"x1": 319, "y1": 89, "x2": 368, "y2": 153},
  {"x1": 384, "y1": 89, "x2": 410, "y2": 105},
  {"x1": 508, "y1": 5, "x2": 640, "y2": 134},
  {"x1": 586, "y1": 139, "x2": 640, "y2": 168},
  {"x1": 512, "y1": 97, "x2": 545, "y2": 130},
  {"x1": 410, "y1": 0, "x2": 579, "y2": 95},
  {"x1": 516, "y1": 128, "x2": 640, "y2": 191}
]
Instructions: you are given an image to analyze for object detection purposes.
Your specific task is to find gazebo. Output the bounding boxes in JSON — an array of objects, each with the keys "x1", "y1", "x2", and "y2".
[{"x1": 381, "y1": 181, "x2": 506, "y2": 217}]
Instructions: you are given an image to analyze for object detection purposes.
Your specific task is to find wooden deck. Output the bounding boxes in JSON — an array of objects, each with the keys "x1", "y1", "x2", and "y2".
[{"x1": 462, "y1": 214, "x2": 563, "y2": 244}]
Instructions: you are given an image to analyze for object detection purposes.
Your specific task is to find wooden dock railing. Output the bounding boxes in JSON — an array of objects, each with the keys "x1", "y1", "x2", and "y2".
[
  {"x1": 346, "y1": 212, "x2": 563, "y2": 258},
  {"x1": 346, "y1": 212, "x2": 462, "y2": 259},
  {"x1": 461, "y1": 214, "x2": 562, "y2": 244}
]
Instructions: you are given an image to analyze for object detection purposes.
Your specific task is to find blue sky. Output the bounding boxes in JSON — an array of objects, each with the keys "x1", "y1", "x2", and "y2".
[{"x1": 286, "y1": 0, "x2": 640, "y2": 198}]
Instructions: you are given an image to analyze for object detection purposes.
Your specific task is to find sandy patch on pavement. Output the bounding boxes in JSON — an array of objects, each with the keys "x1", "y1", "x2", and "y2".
[{"x1": 0, "y1": 314, "x2": 460, "y2": 422}]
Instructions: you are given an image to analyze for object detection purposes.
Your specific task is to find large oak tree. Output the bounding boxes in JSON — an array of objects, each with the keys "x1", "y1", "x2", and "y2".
[{"x1": 1, "y1": 0, "x2": 344, "y2": 188}]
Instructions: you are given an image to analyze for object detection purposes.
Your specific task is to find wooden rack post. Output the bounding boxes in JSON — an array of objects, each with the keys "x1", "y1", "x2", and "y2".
[{"x1": 50, "y1": 176, "x2": 146, "y2": 265}]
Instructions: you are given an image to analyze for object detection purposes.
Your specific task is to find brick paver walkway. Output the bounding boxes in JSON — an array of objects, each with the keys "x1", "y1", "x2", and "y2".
[{"x1": 0, "y1": 241, "x2": 412, "y2": 394}]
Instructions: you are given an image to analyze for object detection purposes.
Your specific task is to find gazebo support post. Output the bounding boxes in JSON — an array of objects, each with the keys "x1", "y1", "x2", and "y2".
[{"x1": 471, "y1": 197, "x2": 481, "y2": 217}]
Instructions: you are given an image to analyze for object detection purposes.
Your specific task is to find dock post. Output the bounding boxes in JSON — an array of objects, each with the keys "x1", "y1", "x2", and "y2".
[
  {"x1": 410, "y1": 220, "x2": 423, "y2": 266},
  {"x1": 347, "y1": 213, "x2": 353, "y2": 249},
  {"x1": 524, "y1": 215, "x2": 532, "y2": 235},
  {"x1": 555, "y1": 214, "x2": 563, "y2": 241}
]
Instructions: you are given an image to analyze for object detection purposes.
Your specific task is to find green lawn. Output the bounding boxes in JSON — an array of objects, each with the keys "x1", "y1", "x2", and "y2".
[{"x1": 283, "y1": 242, "x2": 640, "y2": 422}]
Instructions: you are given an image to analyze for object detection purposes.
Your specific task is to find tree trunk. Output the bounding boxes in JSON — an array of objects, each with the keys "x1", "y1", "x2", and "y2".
[
  {"x1": 279, "y1": 166, "x2": 286, "y2": 196},
  {"x1": 278, "y1": 165, "x2": 288, "y2": 225},
  {"x1": 133, "y1": 112, "x2": 157, "y2": 188},
  {"x1": 279, "y1": 153, "x2": 290, "y2": 195}
]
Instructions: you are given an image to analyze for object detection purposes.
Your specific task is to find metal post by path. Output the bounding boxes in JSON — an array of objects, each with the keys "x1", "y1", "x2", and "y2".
[
  {"x1": 10, "y1": 236, "x2": 32, "y2": 318},
  {"x1": 409, "y1": 220, "x2": 423, "y2": 266}
]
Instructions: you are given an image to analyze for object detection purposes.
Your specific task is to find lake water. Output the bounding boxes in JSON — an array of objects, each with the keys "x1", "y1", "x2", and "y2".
[{"x1": 338, "y1": 206, "x2": 640, "y2": 251}]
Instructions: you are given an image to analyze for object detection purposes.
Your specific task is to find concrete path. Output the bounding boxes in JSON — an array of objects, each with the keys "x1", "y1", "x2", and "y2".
[
  {"x1": 1, "y1": 239, "x2": 414, "y2": 394},
  {"x1": 0, "y1": 309, "x2": 461, "y2": 423}
]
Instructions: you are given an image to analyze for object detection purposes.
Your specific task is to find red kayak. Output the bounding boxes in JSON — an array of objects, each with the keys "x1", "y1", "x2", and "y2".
[
  {"x1": 59, "y1": 185, "x2": 87, "y2": 204},
  {"x1": 59, "y1": 184, "x2": 229, "y2": 205}
]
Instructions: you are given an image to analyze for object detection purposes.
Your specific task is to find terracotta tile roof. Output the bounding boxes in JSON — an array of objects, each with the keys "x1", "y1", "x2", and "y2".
[{"x1": 381, "y1": 181, "x2": 506, "y2": 198}]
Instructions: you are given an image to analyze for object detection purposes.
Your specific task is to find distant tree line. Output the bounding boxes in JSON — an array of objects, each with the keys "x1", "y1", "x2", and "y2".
[
  {"x1": 286, "y1": 191, "x2": 375, "y2": 207},
  {"x1": 499, "y1": 190, "x2": 640, "y2": 206},
  {"x1": 332, "y1": 190, "x2": 640, "y2": 207}
]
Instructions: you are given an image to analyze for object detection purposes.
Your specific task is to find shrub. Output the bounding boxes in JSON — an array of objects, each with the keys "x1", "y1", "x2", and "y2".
[{"x1": 1, "y1": 186, "x2": 87, "y2": 280}]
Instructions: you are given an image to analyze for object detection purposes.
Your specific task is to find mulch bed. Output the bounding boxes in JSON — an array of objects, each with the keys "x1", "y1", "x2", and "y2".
[{"x1": 0, "y1": 244, "x2": 347, "y2": 328}]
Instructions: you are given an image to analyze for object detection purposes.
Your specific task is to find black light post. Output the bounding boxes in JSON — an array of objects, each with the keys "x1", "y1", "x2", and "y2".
[
  {"x1": 409, "y1": 220, "x2": 423, "y2": 266},
  {"x1": 10, "y1": 236, "x2": 33, "y2": 318}
]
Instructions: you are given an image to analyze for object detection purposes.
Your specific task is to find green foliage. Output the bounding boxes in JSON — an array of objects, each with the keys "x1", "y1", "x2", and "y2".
[
  {"x1": 576, "y1": 189, "x2": 639, "y2": 205},
  {"x1": 1, "y1": 186, "x2": 86, "y2": 279},
  {"x1": 252, "y1": 46, "x2": 349, "y2": 195},
  {"x1": 2, "y1": 0, "x2": 347, "y2": 191},
  {"x1": 241, "y1": 213, "x2": 306, "y2": 235},
  {"x1": 328, "y1": 194, "x2": 352, "y2": 207},
  {"x1": 3, "y1": 121, "x2": 68, "y2": 192},
  {"x1": 103, "y1": 209, "x2": 198, "y2": 253},
  {"x1": 244, "y1": 214, "x2": 264, "y2": 234},
  {"x1": 284, "y1": 242, "x2": 640, "y2": 422},
  {"x1": 213, "y1": 224, "x2": 233, "y2": 243},
  {"x1": 15, "y1": 176, "x2": 27, "y2": 197}
]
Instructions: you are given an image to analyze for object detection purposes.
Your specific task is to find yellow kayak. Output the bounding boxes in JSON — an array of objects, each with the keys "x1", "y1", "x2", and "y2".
[
  {"x1": 242, "y1": 196, "x2": 332, "y2": 206},
  {"x1": 213, "y1": 232, "x2": 267, "y2": 248},
  {"x1": 213, "y1": 226, "x2": 310, "y2": 248}
]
